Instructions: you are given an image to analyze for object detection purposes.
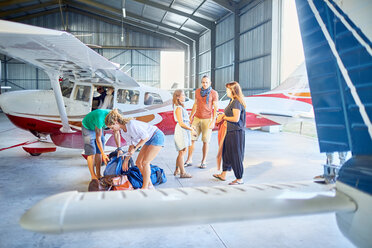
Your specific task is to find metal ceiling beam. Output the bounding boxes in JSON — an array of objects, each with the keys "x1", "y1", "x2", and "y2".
[
  {"x1": 176, "y1": 0, "x2": 207, "y2": 36},
  {"x1": 126, "y1": 12, "x2": 199, "y2": 40},
  {"x1": 130, "y1": 0, "x2": 213, "y2": 29},
  {"x1": 239, "y1": 0, "x2": 255, "y2": 10},
  {"x1": 67, "y1": 1, "x2": 198, "y2": 41},
  {"x1": 210, "y1": 0, "x2": 235, "y2": 13},
  {"x1": 68, "y1": 7, "x2": 192, "y2": 47},
  {"x1": 0, "y1": 0, "x2": 59, "y2": 18},
  {"x1": 8, "y1": 8, "x2": 61, "y2": 21},
  {"x1": 0, "y1": 0, "x2": 33, "y2": 8}
]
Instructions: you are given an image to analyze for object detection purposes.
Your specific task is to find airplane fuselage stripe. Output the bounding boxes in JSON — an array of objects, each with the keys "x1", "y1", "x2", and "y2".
[{"x1": 308, "y1": 0, "x2": 372, "y2": 140}]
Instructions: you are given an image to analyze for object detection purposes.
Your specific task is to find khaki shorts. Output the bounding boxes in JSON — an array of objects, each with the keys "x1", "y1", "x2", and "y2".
[{"x1": 191, "y1": 117, "x2": 212, "y2": 143}]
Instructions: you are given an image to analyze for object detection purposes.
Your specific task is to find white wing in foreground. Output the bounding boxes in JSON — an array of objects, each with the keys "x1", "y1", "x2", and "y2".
[{"x1": 20, "y1": 181, "x2": 355, "y2": 233}]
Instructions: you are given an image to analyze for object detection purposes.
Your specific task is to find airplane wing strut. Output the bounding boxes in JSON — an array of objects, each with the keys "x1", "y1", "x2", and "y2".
[{"x1": 48, "y1": 72, "x2": 73, "y2": 133}]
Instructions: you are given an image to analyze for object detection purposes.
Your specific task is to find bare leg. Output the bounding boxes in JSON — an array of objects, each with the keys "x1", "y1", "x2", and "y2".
[
  {"x1": 185, "y1": 140, "x2": 195, "y2": 164},
  {"x1": 201, "y1": 142, "x2": 209, "y2": 164},
  {"x1": 213, "y1": 171, "x2": 227, "y2": 180},
  {"x1": 176, "y1": 149, "x2": 187, "y2": 174},
  {"x1": 139, "y1": 145, "x2": 162, "y2": 189},
  {"x1": 136, "y1": 147, "x2": 147, "y2": 176},
  {"x1": 94, "y1": 153, "x2": 102, "y2": 178},
  {"x1": 326, "y1": 152, "x2": 333, "y2": 165},
  {"x1": 338, "y1": 152, "x2": 347, "y2": 165},
  {"x1": 87, "y1": 155, "x2": 98, "y2": 180}
]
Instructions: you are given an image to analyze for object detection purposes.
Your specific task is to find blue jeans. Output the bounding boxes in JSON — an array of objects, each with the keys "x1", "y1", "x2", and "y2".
[{"x1": 145, "y1": 129, "x2": 165, "y2": 147}]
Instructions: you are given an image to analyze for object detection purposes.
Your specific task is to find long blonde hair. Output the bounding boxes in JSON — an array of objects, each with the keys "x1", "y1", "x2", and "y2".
[
  {"x1": 172, "y1": 89, "x2": 184, "y2": 108},
  {"x1": 105, "y1": 109, "x2": 133, "y2": 126},
  {"x1": 226, "y1": 81, "x2": 246, "y2": 108}
]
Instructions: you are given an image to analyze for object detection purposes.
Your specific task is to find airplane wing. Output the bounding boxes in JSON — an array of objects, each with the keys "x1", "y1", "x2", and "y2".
[
  {"x1": 20, "y1": 181, "x2": 355, "y2": 233},
  {"x1": 0, "y1": 20, "x2": 138, "y2": 87}
]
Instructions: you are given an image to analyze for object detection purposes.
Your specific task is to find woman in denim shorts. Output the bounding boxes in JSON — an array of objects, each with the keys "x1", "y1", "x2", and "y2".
[{"x1": 105, "y1": 109, "x2": 165, "y2": 189}]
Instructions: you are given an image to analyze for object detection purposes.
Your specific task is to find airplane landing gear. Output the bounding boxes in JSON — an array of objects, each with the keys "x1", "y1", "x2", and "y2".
[{"x1": 29, "y1": 152, "x2": 42, "y2": 156}]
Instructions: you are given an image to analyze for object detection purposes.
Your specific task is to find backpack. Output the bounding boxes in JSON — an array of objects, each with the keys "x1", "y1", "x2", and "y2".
[
  {"x1": 125, "y1": 164, "x2": 167, "y2": 189},
  {"x1": 104, "y1": 155, "x2": 135, "y2": 176},
  {"x1": 150, "y1": 165, "x2": 167, "y2": 186}
]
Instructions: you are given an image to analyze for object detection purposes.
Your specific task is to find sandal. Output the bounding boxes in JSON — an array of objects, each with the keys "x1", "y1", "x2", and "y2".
[
  {"x1": 184, "y1": 162, "x2": 192, "y2": 167},
  {"x1": 228, "y1": 180, "x2": 244, "y2": 185},
  {"x1": 213, "y1": 174, "x2": 226, "y2": 181},
  {"x1": 199, "y1": 163, "x2": 207, "y2": 169},
  {"x1": 174, "y1": 168, "x2": 180, "y2": 176},
  {"x1": 180, "y1": 172, "x2": 192, "y2": 178}
]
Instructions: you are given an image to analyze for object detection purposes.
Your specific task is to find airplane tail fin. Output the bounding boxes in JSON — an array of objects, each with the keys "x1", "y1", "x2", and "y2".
[{"x1": 295, "y1": 0, "x2": 372, "y2": 155}]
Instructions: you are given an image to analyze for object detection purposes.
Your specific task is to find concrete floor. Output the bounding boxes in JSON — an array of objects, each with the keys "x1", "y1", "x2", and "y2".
[{"x1": 0, "y1": 113, "x2": 354, "y2": 248}]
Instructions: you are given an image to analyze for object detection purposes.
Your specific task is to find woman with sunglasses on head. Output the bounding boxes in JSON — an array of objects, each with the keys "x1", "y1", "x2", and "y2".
[
  {"x1": 105, "y1": 109, "x2": 165, "y2": 189},
  {"x1": 213, "y1": 81, "x2": 246, "y2": 185}
]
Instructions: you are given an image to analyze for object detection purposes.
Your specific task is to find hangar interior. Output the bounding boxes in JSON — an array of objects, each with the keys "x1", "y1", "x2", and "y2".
[
  {"x1": 0, "y1": 0, "x2": 281, "y2": 97},
  {"x1": 0, "y1": 0, "x2": 363, "y2": 247}
]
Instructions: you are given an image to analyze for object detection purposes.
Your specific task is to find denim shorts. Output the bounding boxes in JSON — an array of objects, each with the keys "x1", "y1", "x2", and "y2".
[
  {"x1": 82, "y1": 126, "x2": 105, "y2": 155},
  {"x1": 145, "y1": 129, "x2": 165, "y2": 147}
]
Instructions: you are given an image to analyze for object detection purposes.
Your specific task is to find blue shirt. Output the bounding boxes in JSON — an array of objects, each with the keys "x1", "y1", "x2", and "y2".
[{"x1": 224, "y1": 99, "x2": 246, "y2": 131}]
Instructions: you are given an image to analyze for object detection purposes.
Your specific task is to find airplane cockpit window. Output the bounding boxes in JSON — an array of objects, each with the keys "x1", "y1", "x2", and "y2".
[
  {"x1": 60, "y1": 79, "x2": 74, "y2": 98},
  {"x1": 144, "y1": 92, "x2": 163, "y2": 105},
  {"x1": 117, "y1": 89, "x2": 139, "y2": 105},
  {"x1": 74, "y1": 85, "x2": 91, "y2": 102}
]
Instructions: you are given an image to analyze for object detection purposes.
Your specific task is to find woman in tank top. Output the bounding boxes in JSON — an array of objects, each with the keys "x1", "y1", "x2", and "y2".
[{"x1": 173, "y1": 90, "x2": 196, "y2": 178}]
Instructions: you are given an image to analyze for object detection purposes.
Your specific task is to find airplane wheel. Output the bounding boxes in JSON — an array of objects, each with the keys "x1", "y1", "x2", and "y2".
[{"x1": 29, "y1": 152, "x2": 41, "y2": 156}]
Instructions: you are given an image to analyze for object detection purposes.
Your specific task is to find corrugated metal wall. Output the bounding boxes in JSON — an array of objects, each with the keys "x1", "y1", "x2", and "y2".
[
  {"x1": 1, "y1": 11, "x2": 184, "y2": 90},
  {"x1": 215, "y1": 14, "x2": 234, "y2": 95},
  {"x1": 101, "y1": 49, "x2": 160, "y2": 87},
  {"x1": 196, "y1": 0, "x2": 273, "y2": 96},
  {"x1": 239, "y1": 0, "x2": 272, "y2": 95},
  {"x1": 198, "y1": 31, "x2": 211, "y2": 86},
  {"x1": 1, "y1": 55, "x2": 50, "y2": 91},
  {"x1": 2, "y1": 1, "x2": 276, "y2": 96}
]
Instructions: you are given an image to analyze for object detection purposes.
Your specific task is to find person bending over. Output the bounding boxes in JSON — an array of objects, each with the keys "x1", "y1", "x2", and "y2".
[
  {"x1": 105, "y1": 109, "x2": 165, "y2": 189},
  {"x1": 82, "y1": 109, "x2": 112, "y2": 180}
]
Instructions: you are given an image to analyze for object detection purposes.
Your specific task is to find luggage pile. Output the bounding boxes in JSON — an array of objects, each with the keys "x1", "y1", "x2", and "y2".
[{"x1": 88, "y1": 151, "x2": 167, "y2": 191}]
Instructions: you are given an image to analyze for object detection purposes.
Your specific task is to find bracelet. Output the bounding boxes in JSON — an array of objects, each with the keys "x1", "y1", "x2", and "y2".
[{"x1": 116, "y1": 147, "x2": 123, "y2": 152}]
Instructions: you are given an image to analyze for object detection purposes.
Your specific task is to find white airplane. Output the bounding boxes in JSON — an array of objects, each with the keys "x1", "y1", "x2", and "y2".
[
  {"x1": 0, "y1": 19, "x2": 312, "y2": 156},
  {"x1": 17, "y1": 0, "x2": 372, "y2": 247}
]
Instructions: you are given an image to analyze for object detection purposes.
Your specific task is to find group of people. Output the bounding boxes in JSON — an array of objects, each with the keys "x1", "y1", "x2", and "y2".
[
  {"x1": 81, "y1": 75, "x2": 247, "y2": 189},
  {"x1": 82, "y1": 108, "x2": 165, "y2": 190}
]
